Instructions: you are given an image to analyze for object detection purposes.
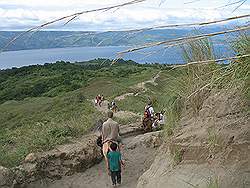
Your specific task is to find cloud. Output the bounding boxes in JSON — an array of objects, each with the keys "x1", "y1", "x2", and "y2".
[{"x1": 0, "y1": 0, "x2": 249, "y2": 31}]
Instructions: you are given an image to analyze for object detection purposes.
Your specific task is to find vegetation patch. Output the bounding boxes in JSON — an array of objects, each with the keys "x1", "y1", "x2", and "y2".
[{"x1": 0, "y1": 59, "x2": 160, "y2": 167}]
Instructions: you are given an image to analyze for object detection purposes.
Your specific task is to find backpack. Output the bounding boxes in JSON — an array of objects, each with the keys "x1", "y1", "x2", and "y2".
[{"x1": 96, "y1": 136, "x2": 103, "y2": 148}]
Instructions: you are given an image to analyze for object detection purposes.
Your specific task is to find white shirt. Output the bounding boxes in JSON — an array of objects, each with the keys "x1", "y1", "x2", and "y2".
[
  {"x1": 159, "y1": 114, "x2": 165, "y2": 124},
  {"x1": 146, "y1": 106, "x2": 154, "y2": 117}
]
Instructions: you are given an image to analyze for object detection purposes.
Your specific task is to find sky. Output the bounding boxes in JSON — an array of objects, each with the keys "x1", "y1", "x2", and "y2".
[{"x1": 0, "y1": 0, "x2": 249, "y2": 31}]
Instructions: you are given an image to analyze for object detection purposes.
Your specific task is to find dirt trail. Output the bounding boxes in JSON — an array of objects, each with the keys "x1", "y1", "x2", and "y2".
[
  {"x1": 114, "y1": 71, "x2": 161, "y2": 101},
  {"x1": 28, "y1": 135, "x2": 158, "y2": 188},
  {"x1": 132, "y1": 71, "x2": 161, "y2": 91},
  {"x1": 95, "y1": 100, "x2": 140, "y2": 120},
  {"x1": 28, "y1": 75, "x2": 163, "y2": 188}
]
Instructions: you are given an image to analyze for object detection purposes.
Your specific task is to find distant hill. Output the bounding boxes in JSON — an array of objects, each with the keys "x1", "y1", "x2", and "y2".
[
  {"x1": 0, "y1": 26, "x2": 235, "y2": 51},
  {"x1": 0, "y1": 58, "x2": 149, "y2": 104}
]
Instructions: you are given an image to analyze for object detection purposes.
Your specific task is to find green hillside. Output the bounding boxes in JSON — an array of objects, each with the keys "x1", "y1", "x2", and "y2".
[
  {"x1": 0, "y1": 34, "x2": 248, "y2": 168},
  {"x1": 0, "y1": 59, "x2": 160, "y2": 167}
]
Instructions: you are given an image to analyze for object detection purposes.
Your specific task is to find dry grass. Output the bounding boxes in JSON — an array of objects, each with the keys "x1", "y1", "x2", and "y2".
[
  {"x1": 180, "y1": 37, "x2": 218, "y2": 115},
  {"x1": 161, "y1": 32, "x2": 249, "y2": 138}
]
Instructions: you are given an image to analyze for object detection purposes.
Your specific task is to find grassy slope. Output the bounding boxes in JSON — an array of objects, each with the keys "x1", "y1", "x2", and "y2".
[
  {"x1": 1, "y1": 34, "x2": 247, "y2": 167},
  {"x1": 0, "y1": 60, "x2": 159, "y2": 167},
  {"x1": 117, "y1": 68, "x2": 184, "y2": 114},
  {"x1": 117, "y1": 35, "x2": 249, "y2": 139},
  {"x1": 116, "y1": 68, "x2": 185, "y2": 136},
  {"x1": 0, "y1": 92, "x2": 100, "y2": 167}
]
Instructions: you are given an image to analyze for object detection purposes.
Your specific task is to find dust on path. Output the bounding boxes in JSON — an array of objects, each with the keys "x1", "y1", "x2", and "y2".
[{"x1": 28, "y1": 136, "x2": 157, "y2": 188}]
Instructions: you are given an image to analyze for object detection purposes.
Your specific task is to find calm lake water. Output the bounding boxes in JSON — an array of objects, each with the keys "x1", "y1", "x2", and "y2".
[{"x1": 0, "y1": 45, "x2": 233, "y2": 69}]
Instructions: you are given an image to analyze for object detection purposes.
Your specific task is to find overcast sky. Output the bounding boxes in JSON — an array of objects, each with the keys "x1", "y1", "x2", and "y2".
[{"x1": 0, "y1": 0, "x2": 249, "y2": 31}]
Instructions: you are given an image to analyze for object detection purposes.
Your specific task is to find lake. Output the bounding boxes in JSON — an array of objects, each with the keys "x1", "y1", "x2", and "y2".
[{"x1": 0, "y1": 45, "x2": 233, "y2": 69}]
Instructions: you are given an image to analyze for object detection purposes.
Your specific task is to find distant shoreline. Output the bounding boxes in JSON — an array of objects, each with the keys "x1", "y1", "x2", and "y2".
[
  {"x1": 0, "y1": 46, "x2": 187, "y2": 70},
  {"x1": 0, "y1": 45, "x2": 131, "y2": 53}
]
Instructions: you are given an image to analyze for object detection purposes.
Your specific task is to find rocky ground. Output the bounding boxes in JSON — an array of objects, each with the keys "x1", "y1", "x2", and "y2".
[
  {"x1": 28, "y1": 131, "x2": 162, "y2": 188},
  {"x1": 0, "y1": 103, "x2": 163, "y2": 188}
]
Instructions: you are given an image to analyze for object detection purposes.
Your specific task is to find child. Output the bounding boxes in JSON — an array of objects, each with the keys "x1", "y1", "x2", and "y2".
[
  {"x1": 152, "y1": 111, "x2": 165, "y2": 130},
  {"x1": 107, "y1": 142, "x2": 124, "y2": 187}
]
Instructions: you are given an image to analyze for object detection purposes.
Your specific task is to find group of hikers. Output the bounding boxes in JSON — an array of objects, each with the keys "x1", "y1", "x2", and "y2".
[
  {"x1": 95, "y1": 94, "x2": 104, "y2": 107},
  {"x1": 142, "y1": 100, "x2": 165, "y2": 132},
  {"x1": 95, "y1": 98, "x2": 165, "y2": 187},
  {"x1": 95, "y1": 95, "x2": 118, "y2": 113}
]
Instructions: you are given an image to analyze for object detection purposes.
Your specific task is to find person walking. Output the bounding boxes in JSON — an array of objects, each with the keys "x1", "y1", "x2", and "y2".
[
  {"x1": 142, "y1": 100, "x2": 154, "y2": 132},
  {"x1": 102, "y1": 111, "x2": 120, "y2": 174},
  {"x1": 111, "y1": 100, "x2": 118, "y2": 113},
  {"x1": 95, "y1": 95, "x2": 99, "y2": 106},
  {"x1": 98, "y1": 94, "x2": 102, "y2": 107},
  {"x1": 107, "y1": 142, "x2": 124, "y2": 187}
]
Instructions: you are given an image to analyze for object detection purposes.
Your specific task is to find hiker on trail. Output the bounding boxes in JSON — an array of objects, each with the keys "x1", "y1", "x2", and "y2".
[
  {"x1": 107, "y1": 142, "x2": 124, "y2": 187},
  {"x1": 95, "y1": 95, "x2": 99, "y2": 106},
  {"x1": 142, "y1": 100, "x2": 154, "y2": 132},
  {"x1": 102, "y1": 111, "x2": 121, "y2": 174},
  {"x1": 152, "y1": 110, "x2": 165, "y2": 130},
  {"x1": 111, "y1": 100, "x2": 118, "y2": 113},
  {"x1": 98, "y1": 94, "x2": 102, "y2": 107},
  {"x1": 101, "y1": 95, "x2": 104, "y2": 102}
]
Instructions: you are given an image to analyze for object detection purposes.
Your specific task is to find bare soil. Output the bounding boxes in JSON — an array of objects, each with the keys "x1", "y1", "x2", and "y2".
[{"x1": 28, "y1": 133, "x2": 158, "y2": 188}]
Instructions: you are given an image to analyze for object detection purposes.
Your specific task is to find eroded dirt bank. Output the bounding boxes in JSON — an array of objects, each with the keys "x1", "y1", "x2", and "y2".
[
  {"x1": 137, "y1": 90, "x2": 250, "y2": 188},
  {"x1": 28, "y1": 131, "x2": 162, "y2": 188}
]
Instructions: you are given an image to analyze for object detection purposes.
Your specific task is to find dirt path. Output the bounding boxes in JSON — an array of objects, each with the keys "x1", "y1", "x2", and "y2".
[
  {"x1": 132, "y1": 71, "x2": 161, "y2": 91},
  {"x1": 114, "y1": 71, "x2": 161, "y2": 102},
  {"x1": 27, "y1": 74, "x2": 162, "y2": 188},
  {"x1": 94, "y1": 100, "x2": 140, "y2": 120},
  {"x1": 28, "y1": 135, "x2": 157, "y2": 188}
]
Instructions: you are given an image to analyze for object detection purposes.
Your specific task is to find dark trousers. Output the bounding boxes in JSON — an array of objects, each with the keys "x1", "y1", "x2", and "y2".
[{"x1": 110, "y1": 170, "x2": 121, "y2": 185}]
